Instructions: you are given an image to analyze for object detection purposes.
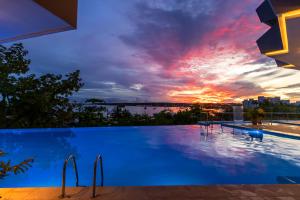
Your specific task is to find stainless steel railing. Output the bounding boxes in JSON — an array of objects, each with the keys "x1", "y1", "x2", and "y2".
[
  {"x1": 92, "y1": 154, "x2": 104, "y2": 198},
  {"x1": 60, "y1": 154, "x2": 79, "y2": 198}
]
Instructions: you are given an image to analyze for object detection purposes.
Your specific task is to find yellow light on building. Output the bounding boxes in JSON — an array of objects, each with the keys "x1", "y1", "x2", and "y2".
[
  {"x1": 282, "y1": 64, "x2": 295, "y2": 68},
  {"x1": 265, "y1": 9, "x2": 300, "y2": 57}
]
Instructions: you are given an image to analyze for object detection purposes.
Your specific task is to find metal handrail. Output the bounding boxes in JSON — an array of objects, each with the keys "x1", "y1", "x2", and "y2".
[
  {"x1": 61, "y1": 155, "x2": 79, "y2": 198},
  {"x1": 92, "y1": 155, "x2": 104, "y2": 198}
]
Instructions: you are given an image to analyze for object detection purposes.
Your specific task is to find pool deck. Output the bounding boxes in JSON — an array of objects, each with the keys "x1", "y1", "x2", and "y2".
[
  {"x1": 273, "y1": 120, "x2": 300, "y2": 126},
  {"x1": 222, "y1": 123, "x2": 300, "y2": 139},
  {"x1": 248, "y1": 124, "x2": 300, "y2": 137},
  {"x1": 1, "y1": 185, "x2": 300, "y2": 200}
]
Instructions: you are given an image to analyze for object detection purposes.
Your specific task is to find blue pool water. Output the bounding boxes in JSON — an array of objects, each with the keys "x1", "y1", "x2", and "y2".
[{"x1": 1, "y1": 125, "x2": 300, "y2": 187}]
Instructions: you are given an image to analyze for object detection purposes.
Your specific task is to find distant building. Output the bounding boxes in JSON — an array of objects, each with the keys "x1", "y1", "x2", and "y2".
[
  {"x1": 243, "y1": 96, "x2": 291, "y2": 108},
  {"x1": 243, "y1": 99, "x2": 259, "y2": 109},
  {"x1": 270, "y1": 97, "x2": 281, "y2": 104},
  {"x1": 257, "y1": 96, "x2": 287, "y2": 104},
  {"x1": 281, "y1": 100, "x2": 290, "y2": 105},
  {"x1": 258, "y1": 96, "x2": 266, "y2": 104}
]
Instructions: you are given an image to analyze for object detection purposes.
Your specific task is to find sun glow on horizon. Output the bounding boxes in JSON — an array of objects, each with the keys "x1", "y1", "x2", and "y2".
[{"x1": 164, "y1": 46, "x2": 275, "y2": 103}]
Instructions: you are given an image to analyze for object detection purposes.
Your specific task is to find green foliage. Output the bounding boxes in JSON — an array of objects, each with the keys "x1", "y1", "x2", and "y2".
[
  {"x1": 259, "y1": 101, "x2": 300, "y2": 113},
  {"x1": 246, "y1": 108, "x2": 265, "y2": 125},
  {"x1": 0, "y1": 43, "x2": 84, "y2": 128},
  {"x1": 75, "y1": 99, "x2": 107, "y2": 127},
  {"x1": 97, "y1": 104, "x2": 208, "y2": 126},
  {"x1": 153, "y1": 110, "x2": 174, "y2": 125},
  {"x1": 0, "y1": 150, "x2": 33, "y2": 179},
  {"x1": 110, "y1": 106, "x2": 134, "y2": 125},
  {"x1": 0, "y1": 44, "x2": 31, "y2": 126}
]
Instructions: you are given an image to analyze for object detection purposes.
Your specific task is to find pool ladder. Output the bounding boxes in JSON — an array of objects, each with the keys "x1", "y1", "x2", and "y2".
[
  {"x1": 60, "y1": 154, "x2": 104, "y2": 198},
  {"x1": 92, "y1": 155, "x2": 104, "y2": 198}
]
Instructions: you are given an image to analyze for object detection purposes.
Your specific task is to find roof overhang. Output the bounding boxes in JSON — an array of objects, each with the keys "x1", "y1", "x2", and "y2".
[
  {"x1": 256, "y1": 0, "x2": 300, "y2": 70},
  {"x1": 0, "y1": 0, "x2": 78, "y2": 44}
]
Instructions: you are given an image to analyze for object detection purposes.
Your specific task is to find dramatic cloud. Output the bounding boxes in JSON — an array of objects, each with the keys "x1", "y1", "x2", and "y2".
[
  {"x1": 119, "y1": 0, "x2": 272, "y2": 102},
  {"x1": 11, "y1": 0, "x2": 300, "y2": 102}
]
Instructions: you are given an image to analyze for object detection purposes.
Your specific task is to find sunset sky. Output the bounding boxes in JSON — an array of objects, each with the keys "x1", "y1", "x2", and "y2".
[{"x1": 15, "y1": 0, "x2": 300, "y2": 103}]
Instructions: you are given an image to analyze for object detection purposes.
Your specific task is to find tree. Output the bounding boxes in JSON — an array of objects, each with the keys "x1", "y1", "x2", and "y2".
[
  {"x1": 0, "y1": 44, "x2": 31, "y2": 126},
  {"x1": 153, "y1": 110, "x2": 174, "y2": 125},
  {"x1": 0, "y1": 43, "x2": 84, "y2": 128},
  {"x1": 246, "y1": 108, "x2": 265, "y2": 125},
  {"x1": 10, "y1": 71, "x2": 83, "y2": 128},
  {"x1": 110, "y1": 106, "x2": 133, "y2": 125},
  {"x1": 75, "y1": 99, "x2": 107, "y2": 127},
  {"x1": 173, "y1": 109, "x2": 194, "y2": 124}
]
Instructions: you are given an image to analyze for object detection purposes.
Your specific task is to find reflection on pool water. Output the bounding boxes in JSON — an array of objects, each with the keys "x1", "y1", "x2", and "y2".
[{"x1": 0, "y1": 125, "x2": 300, "y2": 187}]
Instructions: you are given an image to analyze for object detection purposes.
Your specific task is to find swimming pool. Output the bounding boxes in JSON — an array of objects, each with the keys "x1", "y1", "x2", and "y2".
[{"x1": 1, "y1": 125, "x2": 300, "y2": 187}]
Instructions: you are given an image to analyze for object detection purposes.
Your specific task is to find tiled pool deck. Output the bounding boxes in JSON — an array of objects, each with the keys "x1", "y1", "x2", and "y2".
[{"x1": 1, "y1": 185, "x2": 300, "y2": 200}]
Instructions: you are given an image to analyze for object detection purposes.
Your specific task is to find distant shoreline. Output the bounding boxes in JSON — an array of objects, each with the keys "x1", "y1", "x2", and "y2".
[{"x1": 84, "y1": 102, "x2": 242, "y2": 107}]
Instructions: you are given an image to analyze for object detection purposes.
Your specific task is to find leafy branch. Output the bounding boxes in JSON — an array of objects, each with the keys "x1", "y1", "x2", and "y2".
[{"x1": 0, "y1": 150, "x2": 34, "y2": 179}]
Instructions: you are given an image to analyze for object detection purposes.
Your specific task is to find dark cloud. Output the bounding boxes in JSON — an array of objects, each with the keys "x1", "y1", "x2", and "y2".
[{"x1": 120, "y1": 1, "x2": 215, "y2": 68}]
